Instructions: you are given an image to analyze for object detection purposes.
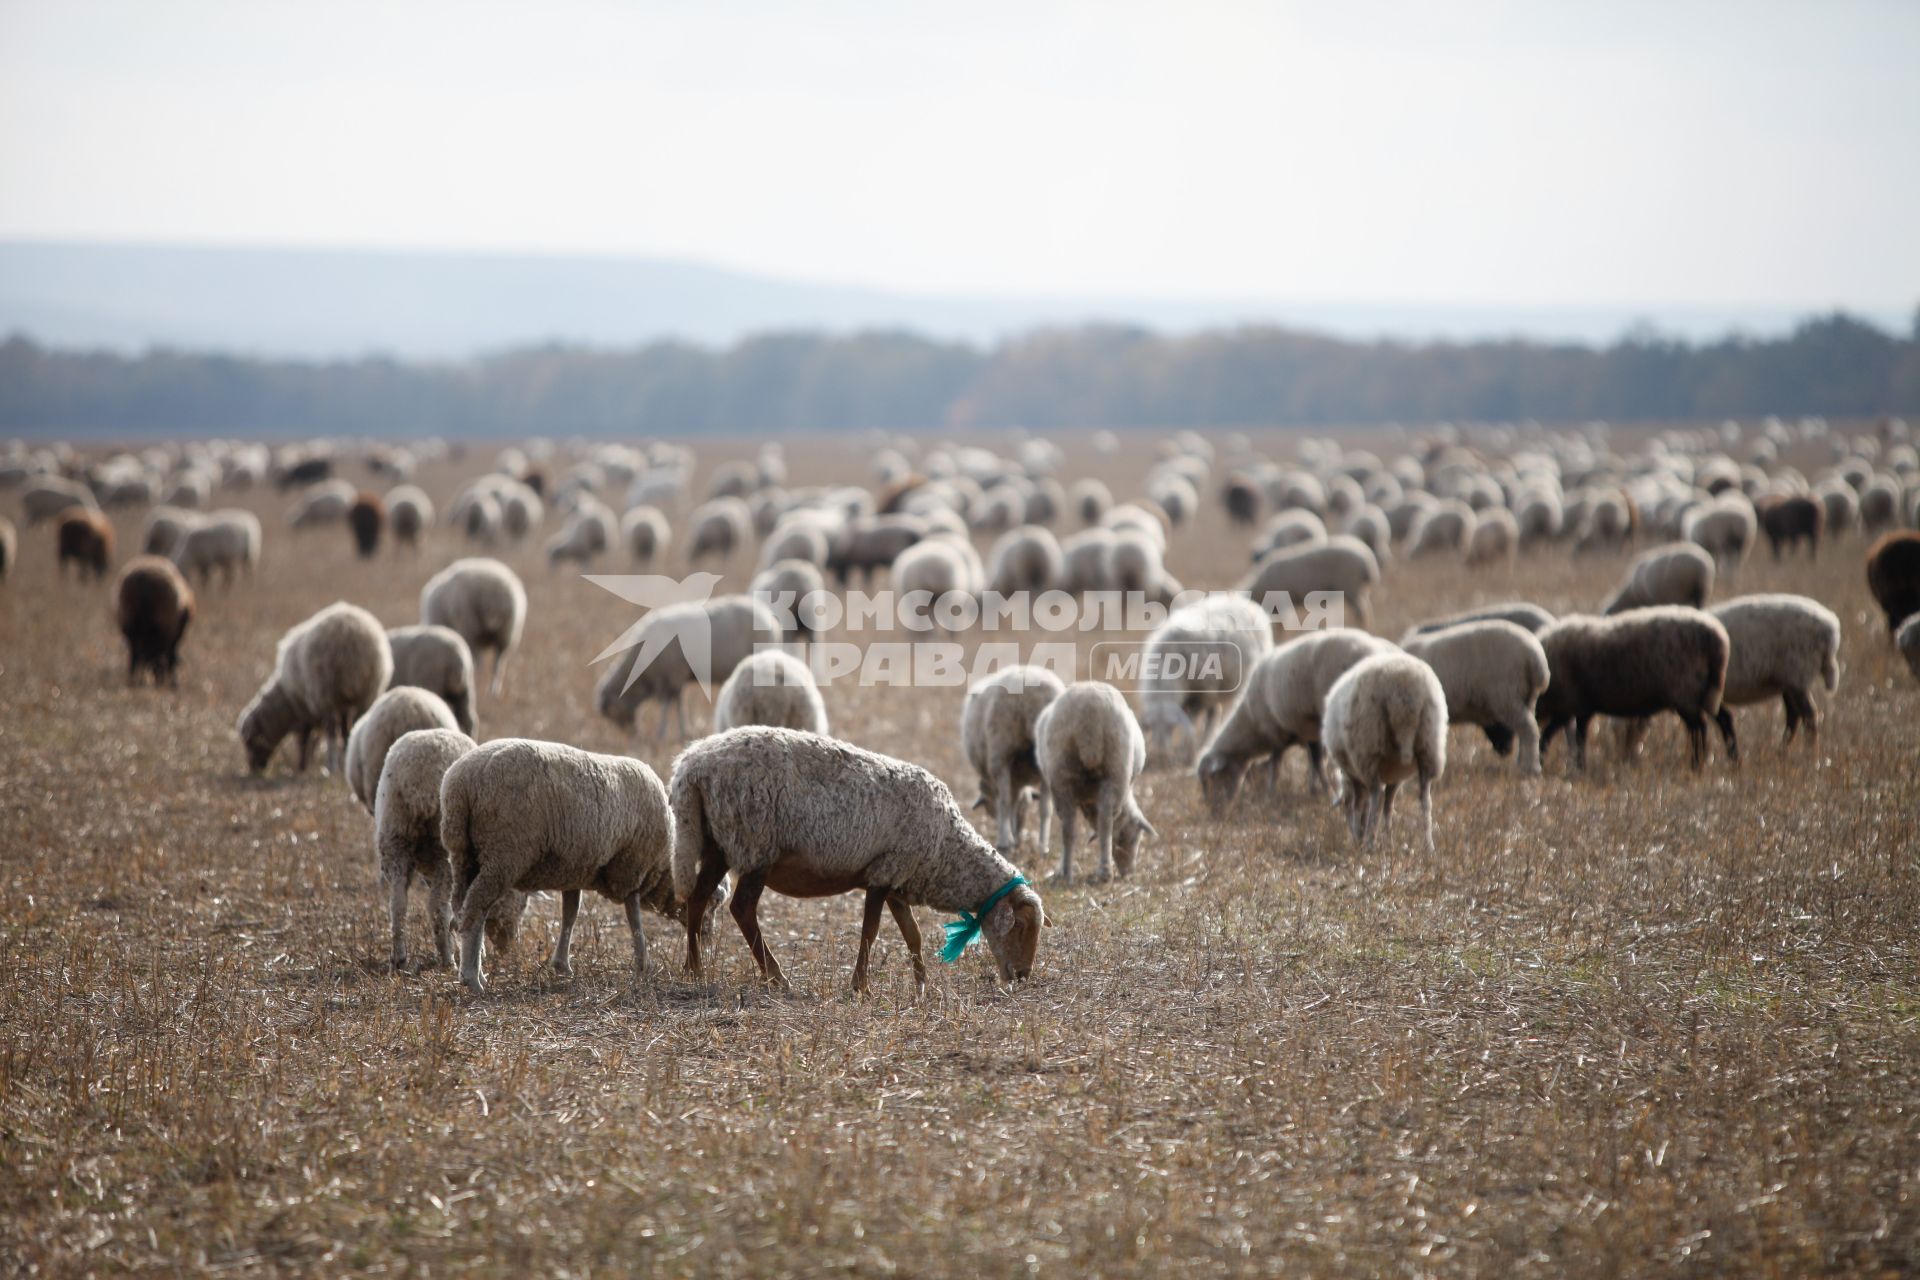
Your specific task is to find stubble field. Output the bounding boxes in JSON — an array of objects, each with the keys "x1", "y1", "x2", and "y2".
[{"x1": 2, "y1": 430, "x2": 1917, "y2": 1276}]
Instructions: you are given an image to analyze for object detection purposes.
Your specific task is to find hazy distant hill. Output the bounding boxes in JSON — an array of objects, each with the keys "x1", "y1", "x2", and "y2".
[{"x1": 0, "y1": 240, "x2": 1897, "y2": 360}]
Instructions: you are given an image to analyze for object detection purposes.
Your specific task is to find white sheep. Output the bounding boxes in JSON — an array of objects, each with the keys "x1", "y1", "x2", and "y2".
[
  {"x1": 1322, "y1": 653, "x2": 1448, "y2": 853},
  {"x1": 1068, "y1": 478, "x2": 1112, "y2": 525},
  {"x1": 891, "y1": 537, "x2": 983, "y2": 638},
  {"x1": 595, "y1": 594, "x2": 782, "y2": 739},
  {"x1": 375, "y1": 730, "x2": 520, "y2": 970},
  {"x1": 1683, "y1": 493, "x2": 1757, "y2": 580},
  {"x1": 545, "y1": 498, "x2": 617, "y2": 568},
  {"x1": 236, "y1": 601, "x2": 393, "y2": 775},
  {"x1": 1194, "y1": 627, "x2": 1399, "y2": 810},
  {"x1": 1251, "y1": 509, "x2": 1329, "y2": 561},
  {"x1": 688, "y1": 497, "x2": 752, "y2": 563},
  {"x1": 441, "y1": 738, "x2": 684, "y2": 993},
  {"x1": 420, "y1": 557, "x2": 527, "y2": 697},
  {"x1": 757, "y1": 513, "x2": 834, "y2": 571},
  {"x1": 288, "y1": 479, "x2": 357, "y2": 529},
  {"x1": 21, "y1": 476, "x2": 98, "y2": 524},
  {"x1": 1705, "y1": 593, "x2": 1841, "y2": 750},
  {"x1": 986, "y1": 525, "x2": 1065, "y2": 597},
  {"x1": 1399, "y1": 620, "x2": 1550, "y2": 775},
  {"x1": 345, "y1": 686, "x2": 461, "y2": 812},
  {"x1": 1407, "y1": 500, "x2": 1478, "y2": 558},
  {"x1": 1060, "y1": 527, "x2": 1118, "y2": 593},
  {"x1": 751, "y1": 558, "x2": 832, "y2": 641},
  {"x1": 386, "y1": 624, "x2": 477, "y2": 735},
  {"x1": 385, "y1": 484, "x2": 434, "y2": 549},
  {"x1": 171, "y1": 509, "x2": 261, "y2": 587},
  {"x1": 1402, "y1": 601, "x2": 1554, "y2": 639},
  {"x1": 712, "y1": 649, "x2": 830, "y2": 735},
  {"x1": 141, "y1": 505, "x2": 201, "y2": 557},
  {"x1": 1601, "y1": 542, "x2": 1715, "y2": 614},
  {"x1": 621, "y1": 505, "x2": 671, "y2": 565},
  {"x1": 1241, "y1": 535, "x2": 1380, "y2": 629},
  {"x1": 671, "y1": 727, "x2": 1048, "y2": 991},
  {"x1": 1138, "y1": 594, "x2": 1275, "y2": 762},
  {"x1": 1034, "y1": 681, "x2": 1155, "y2": 883},
  {"x1": 1465, "y1": 507, "x2": 1519, "y2": 569},
  {"x1": 961, "y1": 664, "x2": 1066, "y2": 855}
]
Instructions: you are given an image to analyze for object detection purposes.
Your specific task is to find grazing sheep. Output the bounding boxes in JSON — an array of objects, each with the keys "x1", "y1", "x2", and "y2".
[
  {"x1": 1601, "y1": 543, "x2": 1715, "y2": 614},
  {"x1": 621, "y1": 505, "x2": 671, "y2": 565},
  {"x1": 1104, "y1": 528, "x2": 1166, "y2": 597},
  {"x1": 1241, "y1": 535, "x2": 1380, "y2": 629},
  {"x1": 1034, "y1": 681, "x2": 1155, "y2": 884},
  {"x1": 1683, "y1": 494, "x2": 1756, "y2": 578},
  {"x1": 1402, "y1": 601, "x2": 1554, "y2": 639},
  {"x1": 712, "y1": 649, "x2": 830, "y2": 735},
  {"x1": 1859, "y1": 475, "x2": 1902, "y2": 535},
  {"x1": 172, "y1": 510, "x2": 261, "y2": 586},
  {"x1": 21, "y1": 476, "x2": 98, "y2": 525},
  {"x1": 419, "y1": 557, "x2": 527, "y2": 697},
  {"x1": 1138, "y1": 594, "x2": 1275, "y2": 762},
  {"x1": 1069, "y1": 478, "x2": 1112, "y2": 525},
  {"x1": 986, "y1": 525, "x2": 1065, "y2": 597},
  {"x1": 442, "y1": 739, "x2": 683, "y2": 993},
  {"x1": 115, "y1": 555, "x2": 195, "y2": 685},
  {"x1": 0, "y1": 515, "x2": 13, "y2": 581},
  {"x1": 1194, "y1": 628, "x2": 1398, "y2": 811},
  {"x1": 1399, "y1": 620, "x2": 1549, "y2": 775},
  {"x1": 497, "y1": 481, "x2": 543, "y2": 541},
  {"x1": 386, "y1": 624, "x2": 477, "y2": 735},
  {"x1": 672, "y1": 727, "x2": 1048, "y2": 990},
  {"x1": 288, "y1": 479, "x2": 357, "y2": 530},
  {"x1": 1815, "y1": 483, "x2": 1858, "y2": 539},
  {"x1": 1102, "y1": 502, "x2": 1170, "y2": 551},
  {"x1": 1897, "y1": 614, "x2": 1920, "y2": 681},
  {"x1": 1515, "y1": 491, "x2": 1563, "y2": 548},
  {"x1": 827, "y1": 514, "x2": 927, "y2": 585},
  {"x1": 1465, "y1": 507, "x2": 1519, "y2": 568},
  {"x1": 961, "y1": 665, "x2": 1066, "y2": 856},
  {"x1": 1407, "y1": 500, "x2": 1477, "y2": 559},
  {"x1": 1866, "y1": 531, "x2": 1920, "y2": 634},
  {"x1": 892, "y1": 537, "x2": 982, "y2": 637},
  {"x1": 373, "y1": 729, "x2": 523, "y2": 969},
  {"x1": 140, "y1": 506, "x2": 200, "y2": 557},
  {"x1": 1222, "y1": 474, "x2": 1263, "y2": 526},
  {"x1": 460, "y1": 491, "x2": 504, "y2": 545},
  {"x1": 1573, "y1": 490, "x2": 1636, "y2": 555},
  {"x1": 56, "y1": 509, "x2": 114, "y2": 579},
  {"x1": 1322, "y1": 653, "x2": 1448, "y2": 853},
  {"x1": 236, "y1": 602, "x2": 394, "y2": 775},
  {"x1": 595, "y1": 594, "x2": 781, "y2": 739},
  {"x1": 545, "y1": 499, "x2": 617, "y2": 569},
  {"x1": 380, "y1": 625, "x2": 474, "y2": 736},
  {"x1": 345, "y1": 686, "x2": 461, "y2": 812},
  {"x1": 751, "y1": 558, "x2": 832, "y2": 641},
  {"x1": 347, "y1": 492, "x2": 385, "y2": 558},
  {"x1": 385, "y1": 484, "x2": 434, "y2": 549},
  {"x1": 758, "y1": 514, "x2": 834, "y2": 571},
  {"x1": 1341, "y1": 505, "x2": 1391, "y2": 561},
  {"x1": 1755, "y1": 493, "x2": 1821, "y2": 560},
  {"x1": 1535, "y1": 608, "x2": 1732, "y2": 772},
  {"x1": 1060, "y1": 528, "x2": 1118, "y2": 594},
  {"x1": 687, "y1": 497, "x2": 752, "y2": 564},
  {"x1": 1704, "y1": 594, "x2": 1841, "y2": 751}
]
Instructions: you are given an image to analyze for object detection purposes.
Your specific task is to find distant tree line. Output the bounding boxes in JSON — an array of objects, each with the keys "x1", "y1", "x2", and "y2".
[{"x1": 3, "y1": 310, "x2": 1917, "y2": 437}]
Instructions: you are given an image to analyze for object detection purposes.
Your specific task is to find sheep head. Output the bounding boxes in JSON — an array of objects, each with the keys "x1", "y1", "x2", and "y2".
[
  {"x1": 236, "y1": 684, "x2": 296, "y2": 774},
  {"x1": 1196, "y1": 750, "x2": 1248, "y2": 815},
  {"x1": 982, "y1": 884, "x2": 1048, "y2": 983}
]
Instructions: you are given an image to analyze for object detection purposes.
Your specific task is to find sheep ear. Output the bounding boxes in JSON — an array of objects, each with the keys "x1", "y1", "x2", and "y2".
[
  {"x1": 970, "y1": 794, "x2": 988, "y2": 812},
  {"x1": 1141, "y1": 817, "x2": 1159, "y2": 842}
]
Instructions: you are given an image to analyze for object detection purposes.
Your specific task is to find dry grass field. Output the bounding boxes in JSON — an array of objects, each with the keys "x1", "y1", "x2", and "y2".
[{"x1": 2, "y1": 430, "x2": 1917, "y2": 1276}]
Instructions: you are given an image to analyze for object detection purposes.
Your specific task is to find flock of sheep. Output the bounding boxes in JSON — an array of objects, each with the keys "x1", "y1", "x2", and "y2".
[{"x1": 5, "y1": 414, "x2": 1920, "y2": 997}]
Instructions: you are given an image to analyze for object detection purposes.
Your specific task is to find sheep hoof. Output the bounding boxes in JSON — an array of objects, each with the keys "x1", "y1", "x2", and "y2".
[{"x1": 552, "y1": 961, "x2": 572, "y2": 977}]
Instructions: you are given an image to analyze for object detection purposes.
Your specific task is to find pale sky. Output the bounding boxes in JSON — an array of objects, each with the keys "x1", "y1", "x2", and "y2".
[{"x1": 2, "y1": 0, "x2": 1916, "y2": 309}]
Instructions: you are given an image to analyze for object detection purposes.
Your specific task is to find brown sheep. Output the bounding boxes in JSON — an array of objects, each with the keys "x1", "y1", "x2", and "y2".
[
  {"x1": 57, "y1": 509, "x2": 114, "y2": 580},
  {"x1": 1755, "y1": 493, "x2": 1822, "y2": 560},
  {"x1": 1535, "y1": 607, "x2": 1734, "y2": 772},
  {"x1": 115, "y1": 555, "x2": 195, "y2": 685},
  {"x1": 348, "y1": 492, "x2": 385, "y2": 559},
  {"x1": 1865, "y1": 531, "x2": 1920, "y2": 635}
]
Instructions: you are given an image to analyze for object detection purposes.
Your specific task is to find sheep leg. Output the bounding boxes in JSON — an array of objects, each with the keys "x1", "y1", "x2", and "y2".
[
  {"x1": 1379, "y1": 782, "x2": 1399, "y2": 845},
  {"x1": 1054, "y1": 796, "x2": 1077, "y2": 885},
  {"x1": 1093, "y1": 790, "x2": 1116, "y2": 882},
  {"x1": 623, "y1": 893, "x2": 651, "y2": 981},
  {"x1": 1570, "y1": 717, "x2": 1591, "y2": 772},
  {"x1": 1713, "y1": 707, "x2": 1741, "y2": 763},
  {"x1": 1035, "y1": 787, "x2": 1053, "y2": 861},
  {"x1": 1361, "y1": 785, "x2": 1383, "y2": 848},
  {"x1": 427, "y1": 860, "x2": 455, "y2": 968},
  {"x1": 490, "y1": 648, "x2": 509, "y2": 698},
  {"x1": 552, "y1": 889, "x2": 580, "y2": 976},
  {"x1": 1795, "y1": 690, "x2": 1818, "y2": 748},
  {"x1": 1262, "y1": 754, "x2": 1280, "y2": 794},
  {"x1": 1680, "y1": 712, "x2": 1707, "y2": 770},
  {"x1": 851, "y1": 887, "x2": 887, "y2": 995},
  {"x1": 295, "y1": 728, "x2": 314, "y2": 773},
  {"x1": 386, "y1": 864, "x2": 413, "y2": 971},
  {"x1": 729, "y1": 871, "x2": 787, "y2": 987},
  {"x1": 994, "y1": 771, "x2": 1018, "y2": 855},
  {"x1": 457, "y1": 864, "x2": 519, "y2": 994},
  {"x1": 682, "y1": 855, "x2": 729, "y2": 979},
  {"x1": 1306, "y1": 742, "x2": 1327, "y2": 796},
  {"x1": 1418, "y1": 776, "x2": 1435, "y2": 854},
  {"x1": 1514, "y1": 713, "x2": 1542, "y2": 777},
  {"x1": 887, "y1": 896, "x2": 928, "y2": 993}
]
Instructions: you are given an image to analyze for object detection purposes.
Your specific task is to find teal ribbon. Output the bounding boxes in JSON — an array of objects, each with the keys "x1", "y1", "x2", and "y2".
[{"x1": 939, "y1": 875, "x2": 1029, "y2": 964}]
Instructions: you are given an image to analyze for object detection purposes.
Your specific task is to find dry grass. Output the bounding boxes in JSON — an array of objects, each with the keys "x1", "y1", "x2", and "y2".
[{"x1": 2, "y1": 430, "x2": 1918, "y2": 1276}]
